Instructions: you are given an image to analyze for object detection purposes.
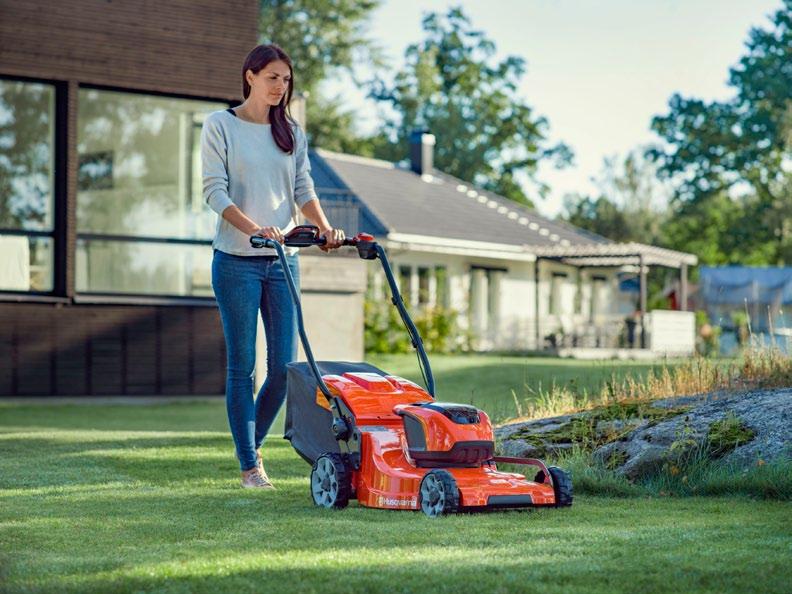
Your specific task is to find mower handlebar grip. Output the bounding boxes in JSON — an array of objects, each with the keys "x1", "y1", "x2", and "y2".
[{"x1": 249, "y1": 226, "x2": 374, "y2": 250}]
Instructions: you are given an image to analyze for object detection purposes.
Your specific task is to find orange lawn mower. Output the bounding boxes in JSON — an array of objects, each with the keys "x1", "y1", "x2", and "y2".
[{"x1": 251, "y1": 225, "x2": 572, "y2": 517}]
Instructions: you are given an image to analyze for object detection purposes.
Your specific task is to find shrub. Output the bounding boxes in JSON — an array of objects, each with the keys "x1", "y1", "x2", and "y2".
[
  {"x1": 364, "y1": 299, "x2": 412, "y2": 354},
  {"x1": 364, "y1": 299, "x2": 470, "y2": 354}
]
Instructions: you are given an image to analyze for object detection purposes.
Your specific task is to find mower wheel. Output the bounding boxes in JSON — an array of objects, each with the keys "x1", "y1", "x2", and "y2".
[
  {"x1": 548, "y1": 466, "x2": 573, "y2": 507},
  {"x1": 419, "y1": 469, "x2": 459, "y2": 518},
  {"x1": 311, "y1": 453, "x2": 351, "y2": 509}
]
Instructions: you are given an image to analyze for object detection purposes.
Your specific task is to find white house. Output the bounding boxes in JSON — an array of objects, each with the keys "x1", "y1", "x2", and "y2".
[{"x1": 309, "y1": 132, "x2": 698, "y2": 357}]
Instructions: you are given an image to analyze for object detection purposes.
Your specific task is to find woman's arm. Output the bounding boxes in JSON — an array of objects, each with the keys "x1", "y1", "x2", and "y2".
[
  {"x1": 299, "y1": 199, "x2": 330, "y2": 233},
  {"x1": 300, "y1": 199, "x2": 344, "y2": 249},
  {"x1": 293, "y1": 126, "x2": 344, "y2": 249},
  {"x1": 221, "y1": 205, "x2": 284, "y2": 243}
]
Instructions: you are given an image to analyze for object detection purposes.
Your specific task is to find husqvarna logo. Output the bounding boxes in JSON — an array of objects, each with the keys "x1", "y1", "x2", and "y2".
[{"x1": 378, "y1": 496, "x2": 416, "y2": 507}]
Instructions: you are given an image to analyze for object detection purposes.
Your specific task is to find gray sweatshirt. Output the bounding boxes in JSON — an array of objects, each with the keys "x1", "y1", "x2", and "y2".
[{"x1": 201, "y1": 109, "x2": 318, "y2": 256}]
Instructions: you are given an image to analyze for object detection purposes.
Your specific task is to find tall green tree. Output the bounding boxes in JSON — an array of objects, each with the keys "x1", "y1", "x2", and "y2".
[
  {"x1": 647, "y1": 0, "x2": 792, "y2": 264},
  {"x1": 259, "y1": 0, "x2": 382, "y2": 150},
  {"x1": 563, "y1": 150, "x2": 669, "y2": 244},
  {"x1": 369, "y1": 7, "x2": 571, "y2": 206},
  {"x1": 563, "y1": 194, "x2": 630, "y2": 242}
]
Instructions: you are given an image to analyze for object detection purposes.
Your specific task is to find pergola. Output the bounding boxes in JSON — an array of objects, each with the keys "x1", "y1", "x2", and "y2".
[{"x1": 528, "y1": 242, "x2": 698, "y2": 348}]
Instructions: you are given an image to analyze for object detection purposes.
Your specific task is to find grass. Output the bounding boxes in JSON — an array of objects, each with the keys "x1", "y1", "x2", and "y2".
[
  {"x1": 1, "y1": 402, "x2": 791, "y2": 594},
  {"x1": 367, "y1": 354, "x2": 687, "y2": 423},
  {"x1": 370, "y1": 349, "x2": 791, "y2": 426},
  {"x1": 551, "y1": 448, "x2": 792, "y2": 501}
]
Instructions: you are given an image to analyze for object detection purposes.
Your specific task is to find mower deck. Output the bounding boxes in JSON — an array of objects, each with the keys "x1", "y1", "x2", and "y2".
[
  {"x1": 355, "y1": 424, "x2": 556, "y2": 510},
  {"x1": 321, "y1": 372, "x2": 558, "y2": 512}
]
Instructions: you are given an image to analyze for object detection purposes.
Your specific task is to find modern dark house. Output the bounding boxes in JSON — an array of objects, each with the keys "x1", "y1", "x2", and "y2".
[{"x1": 0, "y1": 1, "x2": 264, "y2": 396}]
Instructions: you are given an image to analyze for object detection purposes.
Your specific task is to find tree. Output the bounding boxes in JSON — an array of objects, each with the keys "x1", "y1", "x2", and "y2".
[
  {"x1": 562, "y1": 150, "x2": 669, "y2": 244},
  {"x1": 564, "y1": 194, "x2": 630, "y2": 242},
  {"x1": 647, "y1": 0, "x2": 792, "y2": 264},
  {"x1": 259, "y1": 0, "x2": 382, "y2": 151},
  {"x1": 661, "y1": 191, "x2": 753, "y2": 265},
  {"x1": 368, "y1": 7, "x2": 571, "y2": 206}
]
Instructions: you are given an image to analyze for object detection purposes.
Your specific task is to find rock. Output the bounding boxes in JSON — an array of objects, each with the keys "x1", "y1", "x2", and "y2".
[
  {"x1": 595, "y1": 418, "x2": 646, "y2": 435},
  {"x1": 496, "y1": 387, "x2": 792, "y2": 480},
  {"x1": 499, "y1": 439, "x2": 541, "y2": 458},
  {"x1": 493, "y1": 414, "x2": 575, "y2": 441}
]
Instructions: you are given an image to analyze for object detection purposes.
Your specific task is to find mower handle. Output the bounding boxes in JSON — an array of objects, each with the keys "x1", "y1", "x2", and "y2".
[
  {"x1": 249, "y1": 224, "x2": 372, "y2": 249},
  {"x1": 249, "y1": 224, "x2": 434, "y2": 398}
]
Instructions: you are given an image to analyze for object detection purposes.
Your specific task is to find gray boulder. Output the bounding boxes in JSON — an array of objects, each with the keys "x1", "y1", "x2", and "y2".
[{"x1": 496, "y1": 388, "x2": 792, "y2": 480}]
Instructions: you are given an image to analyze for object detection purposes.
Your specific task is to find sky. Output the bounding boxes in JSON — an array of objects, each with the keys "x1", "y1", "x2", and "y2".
[{"x1": 321, "y1": 0, "x2": 783, "y2": 219}]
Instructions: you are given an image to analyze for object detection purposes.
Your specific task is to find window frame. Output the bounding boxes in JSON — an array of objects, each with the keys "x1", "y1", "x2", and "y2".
[
  {"x1": 74, "y1": 85, "x2": 228, "y2": 300},
  {"x1": 0, "y1": 77, "x2": 233, "y2": 304},
  {"x1": 0, "y1": 75, "x2": 59, "y2": 297},
  {"x1": 549, "y1": 271, "x2": 568, "y2": 316}
]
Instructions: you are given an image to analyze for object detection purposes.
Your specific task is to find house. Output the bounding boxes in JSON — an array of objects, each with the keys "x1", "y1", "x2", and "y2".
[
  {"x1": 0, "y1": 0, "x2": 366, "y2": 397},
  {"x1": 309, "y1": 132, "x2": 698, "y2": 356},
  {"x1": 0, "y1": 0, "x2": 697, "y2": 398}
]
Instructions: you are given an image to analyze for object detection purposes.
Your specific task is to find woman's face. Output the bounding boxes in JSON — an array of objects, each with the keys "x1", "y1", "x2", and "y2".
[{"x1": 247, "y1": 60, "x2": 291, "y2": 107}]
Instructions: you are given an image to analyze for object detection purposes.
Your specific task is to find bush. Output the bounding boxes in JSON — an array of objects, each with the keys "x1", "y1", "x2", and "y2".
[
  {"x1": 364, "y1": 299, "x2": 412, "y2": 354},
  {"x1": 364, "y1": 298, "x2": 470, "y2": 354}
]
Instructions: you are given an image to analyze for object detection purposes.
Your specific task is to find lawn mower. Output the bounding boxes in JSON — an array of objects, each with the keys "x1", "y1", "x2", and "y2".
[{"x1": 251, "y1": 225, "x2": 572, "y2": 517}]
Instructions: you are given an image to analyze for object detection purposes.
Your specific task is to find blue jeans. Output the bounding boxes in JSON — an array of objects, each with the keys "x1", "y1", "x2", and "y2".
[{"x1": 212, "y1": 249, "x2": 300, "y2": 471}]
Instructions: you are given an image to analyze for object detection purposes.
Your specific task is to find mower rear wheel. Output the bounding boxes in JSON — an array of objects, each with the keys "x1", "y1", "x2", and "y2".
[
  {"x1": 419, "y1": 469, "x2": 459, "y2": 517},
  {"x1": 548, "y1": 466, "x2": 573, "y2": 507},
  {"x1": 311, "y1": 453, "x2": 351, "y2": 509}
]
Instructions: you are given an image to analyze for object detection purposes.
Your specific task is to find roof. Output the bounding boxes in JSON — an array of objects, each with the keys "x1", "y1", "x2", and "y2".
[
  {"x1": 529, "y1": 243, "x2": 698, "y2": 269},
  {"x1": 310, "y1": 149, "x2": 608, "y2": 249},
  {"x1": 308, "y1": 148, "x2": 697, "y2": 268}
]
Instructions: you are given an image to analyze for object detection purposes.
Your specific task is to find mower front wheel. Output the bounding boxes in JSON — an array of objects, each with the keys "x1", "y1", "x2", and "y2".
[
  {"x1": 419, "y1": 469, "x2": 460, "y2": 518},
  {"x1": 548, "y1": 466, "x2": 573, "y2": 507},
  {"x1": 311, "y1": 453, "x2": 351, "y2": 509}
]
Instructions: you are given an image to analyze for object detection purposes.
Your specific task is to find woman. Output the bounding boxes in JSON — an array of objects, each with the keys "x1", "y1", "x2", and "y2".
[{"x1": 202, "y1": 44, "x2": 345, "y2": 488}]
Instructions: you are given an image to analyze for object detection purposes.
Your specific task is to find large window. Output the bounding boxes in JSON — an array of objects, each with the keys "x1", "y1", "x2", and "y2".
[
  {"x1": 76, "y1": 89, "x2": 226, "y2": 296},
  {"x1": 397, "y1": 264, "x2": 449, "y2": 309},
  {"x1": 398, "y1": 265, "x2": 412, "y2": 305},
  {"x1": 417, "y1": 266, "x2": 431, "y2": 305},
  {"x1": 549, "y1": 272, "x2": 567, "y2": 315},
  {"x1": 0, "y1": 79, "x2": 55, "y2": 292}
]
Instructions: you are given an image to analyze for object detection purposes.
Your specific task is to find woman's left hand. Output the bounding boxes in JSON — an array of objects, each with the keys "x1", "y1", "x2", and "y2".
[{"x1": 320, "y1": 227, "x2": 345, "y2": 251}]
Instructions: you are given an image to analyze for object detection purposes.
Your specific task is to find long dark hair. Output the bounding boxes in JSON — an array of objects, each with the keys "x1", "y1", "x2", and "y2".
[{"x1": 241, "y1": 44, "x2": 295, "y2": 154}]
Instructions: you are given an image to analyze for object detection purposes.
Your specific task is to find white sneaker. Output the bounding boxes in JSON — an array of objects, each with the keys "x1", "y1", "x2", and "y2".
[
  {"x1": 236, "y1": 449, "x2": 270, "y2": 483},
  {"x1": 241, "y1": 467, "x2": 275, "y2": 489}
]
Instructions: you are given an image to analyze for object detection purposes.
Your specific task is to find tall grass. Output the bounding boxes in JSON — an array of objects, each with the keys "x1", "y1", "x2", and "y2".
[
  {"x1": 506, "y1": 349, "x2": 792, "y2": 500},
  {"x1": 508, "y1": 348, "x2": 792, "y2": 422},
  {"x1": 551, "y1": 447, "x2": 792, "y2": 500}
]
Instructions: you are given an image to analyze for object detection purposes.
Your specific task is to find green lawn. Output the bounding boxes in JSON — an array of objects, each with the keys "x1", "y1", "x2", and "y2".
[
  {"x1": 369, "y1": 354, "x2": 683, "y2": 422},
  {"x1": 1, "y1": 401, "x2": 790, "y2": 594}
]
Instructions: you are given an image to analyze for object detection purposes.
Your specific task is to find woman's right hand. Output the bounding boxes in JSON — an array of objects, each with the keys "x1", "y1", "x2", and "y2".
[{"x1": 253, "y1": 226, "x2": 284, "y2": 243}]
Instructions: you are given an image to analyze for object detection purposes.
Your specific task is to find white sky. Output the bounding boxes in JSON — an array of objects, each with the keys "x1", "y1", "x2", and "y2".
[{"x1": 320, "y1": 0, "x2": 782, "y2": 218}]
